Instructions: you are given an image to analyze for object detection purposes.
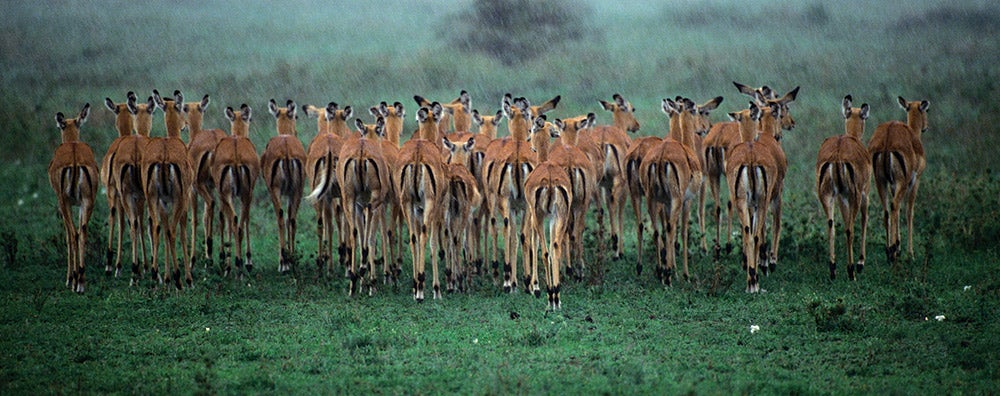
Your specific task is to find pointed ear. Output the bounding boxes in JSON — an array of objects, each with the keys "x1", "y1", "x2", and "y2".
[
  {"x1": 769, "y1": 103, "x2": 781, "y2": 119},
  {"x1": 532, "y1": 114, "x2": 546, "y2": 131},
  {"x1": 442, "y1": 137, "x2": 456, "y2": 151},
  {"x1": 127, "y1": 96, "x2": 138, "y2": 115},
  {"x1": 554, "y1": 118, "x2": 565, "y2": 131},
  {"x1": 152, "y1": 89, "x2": 165, "y2": 109},
  {"x1": 502, "y1": 100, "x2": 513, "y2": 118},
  {"x1": 55, "y1": 112, "x2": 66, "y2": 129},
  {"x1": 342, "y1": 106, "x2": 353, "y2": 120},
  {"x1": 727, "y1": 112, "x2": 738, "y2": 121},
  {"x1": 104, "y1": 98, "x2": 117, "y2": 113},
  {"x1": 919, "y1": 100, "x2": 929, "y2": 112},
  {"x1": 414, "y1": 95, "x2": 429, "y2": 107},
  {"x1": 225, "y1": 107, "x2": 236, "y2": 122},
  {"x1": 749, "y1": 103, "x2": 762, "y2": 121},
  {"x1": 860, "y1": 103, "x2": 870, "y2": 120},
  {"x1": 734, "y1": 81, "x2": 756, "y2": 96},
  {"x1": 269, "y1": 99, "x2": 280, "y2": 117},
  {"x1": 584, "y1": 113, "x2": 596, "y2": 129},
  {"x1": 78, "y1": 103, "x2": 90, "y2": 124},
  {"x1": 460, "y1": 90, "x2": 470, "y2": 110},
  {"x1": 369, "y1": 106, "x2": 381, "y2": 118},
  {"x1": 842, "y1": 95, "x2": 853, "y2": 118},
  {"x1": 354, "y1": 118, "x2": 366, "y2": 132},
  {"x1": 600, "y1": 100, "x2": 614, "y2": 112},
  {"x1": 286, "y1": 100, "x2": 296, "y2": 117},
  {"x1": 502, "y1": 93, "x2": 513, "y2": 108},
  {"x1": 417, "y1": 107, "x2": 429, "y2": 123},
  {"x1": 241, "y1": 104, "x2": 252, "y2": 122},
  {"x1": 145, "y1": 96, "x2": 156, "y2": 114},
  {"x1": 327, "y1": 102, "x2": 339, "y2": 113},
  {"x1": 661, "y1": 98, "x2": 676, "y2": 115},
  {"x1": 201, "y1": 94, "x2": 210, "y2": 111},
  {"x1": 702, "y1": 96, "x2": 723, "y2": 111},
  {"x1": 548, "y1": 123, "x2": 562, "y2": 139},
  {"x1": 173, "y1": 91, "x2": 184, "y2": 111},
  {"x1": 613, "y1": 93, "x2": 626, "y2": 107},
  {"x1": 779, "y1": 86, "x2": 799, "y2": 104},
  {"x1": 394, "y1": 102, "x2": 405, "y2": 117},
  {"x1": 376, "y1": 116, "x2": 385, "y2": 129},
  {"x1": 463, "y1": 137, "x2": 475, "y2": 151},
  {"x1": 897, "y1": 96, "x2": 907, "y2": 110},
  {"x1": 431, "y1": 102, "x2": 443, "y2": 120},
  {"x1": 493, "y1": 110, "x2": 503, "y2": 125},
  {"x1": 472, "y1": 109, "x2": 483, "y2": 125},
  {"x1": 378, "y1": 101, "x2": 389, "y2": 117}
]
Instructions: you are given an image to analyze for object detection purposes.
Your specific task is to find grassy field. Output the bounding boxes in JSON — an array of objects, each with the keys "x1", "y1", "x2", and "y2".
[{"x1": 2, "y1": 0, "x2": 1000, "y2": 393}]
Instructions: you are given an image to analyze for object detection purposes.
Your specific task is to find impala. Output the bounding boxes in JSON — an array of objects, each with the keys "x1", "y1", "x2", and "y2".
[
  {"x1": 144, "y1": 90, "x2": 194, "y2": 288},
  {"x1": 100, "y1": 92, "x2": 136, "y2": 276},
  {"x1": 588, "y1": 94, "x2": 638, "y2": 261},
  {"x1": 262, "y1": 99, "x2": 307, "y2": 273},
  {"x1": 397, "y1": 102, "x2": 447, "y2": 300},
  {"x1": 547, "y1": 117, "x2": 597, "y2": 281},
  {"x1": 303, "y1": 102, "x2": 350, "y2": 276},
  {"x1": 524, "y1": 116, "x2": 573, "y2": 308},
  {"x1": 111, "y1": 94, "x2": 156, "y2": 283},
  {"x1": 184, "y1": 94, "x2": 228, "y2": 267},
  {"x1": 441, "y1": 133, "x2": 481, "y2": 292},
  {"x1": 339, "y1": 118, "x2": 391, "y2": 295},
  {"x1": 868, "y1": 96, "x2": 929, "y2": 263},
  {"x1": 49, "y1": 103, "x2": 98, "y2": 293},
  {"x1": 212, "y1": 103, "x2": 260, "y2": 279},
  {"x1": 370, "y1": 101, "x2": 405, "y2": 282},
  {"x1": 817, "y1": 95, "x2": 871, "y2": 280}
]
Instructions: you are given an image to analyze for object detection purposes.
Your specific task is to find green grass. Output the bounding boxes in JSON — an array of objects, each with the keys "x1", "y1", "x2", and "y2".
[{"x1": 3, "y1": 0, "x2": 1000, "y2": 393}]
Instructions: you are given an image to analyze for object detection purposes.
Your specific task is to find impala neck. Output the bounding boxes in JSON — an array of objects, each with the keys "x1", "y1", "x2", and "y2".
[
  {"x1": 906, "y1": 107, "x2": 926, "y2": 140},
  {"x1": 135, "y1": 105, "x2": 154, "y2": 137},
  {"x1": 508, "y1": 111, "x2": 531, "y2": 142},
  {"x1": 418, "y1": 117, "x2": 440, "y2": 142},
  {"x1": 480, "y1": 121, "x2": 498, "y2": 140},
  {"x1": 845, "y1": 114, "x2": 865, "y2": 140},
  {"x1": 671, "y1": 110, "x2": 696, "y2": 147},
  {"x1": 61, "y1": 124, "x2": 81, "y2": 144},
  {"x1": 114, "y1": 107, "x2": 134, "y2": 137},
  {"x1": 384, "y1": 115, "x2": 403, "y2": 146},
  {"x1": 187, "y1": 109, "x2": 205, "y2": 138},
  {"x1": 315, "y1": 116, "x2": 331, "y2": 136},
  {"x1": 276, "y1": 115, "x2": 296, "y2": 136},
  {"x1": 532, "y1": 130, "x2": 551, "y2": 163},
  {"x1": 163, "y1": 102, "x2": 185, "y2": 139},
  {"x1": 758, "y1": 108, "x2": 781, "y2": 142},
  {"x1": 737, "y1": 111, "x2": 756, "y2": 143},
  {"x1": 330, "y1": 118, "x2": 349, "y2": 138},
  {"x1": 231, "y1": 114, "x2": 250, "y2": 138}
]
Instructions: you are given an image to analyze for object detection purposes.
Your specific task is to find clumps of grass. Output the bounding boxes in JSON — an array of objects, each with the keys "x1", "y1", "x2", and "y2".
[
  {"x1": 438, "y1": 0, "x2": 596, "y2": 66},
  {"x1": 664, "y1": 2, "x2": 831, "y2": 30},
  {"x1": 806, "y1": 297, "x2": 863, "y2": 332},
  {"x1": 0, "y1": 230, "x2": 16, "y2": 268},
  {"x1": 893, "y1": 5, "x2": 1000, "y2": 32}
]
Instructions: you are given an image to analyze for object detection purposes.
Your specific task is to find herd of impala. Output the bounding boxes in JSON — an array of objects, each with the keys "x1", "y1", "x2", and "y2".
[{"x1": 47, "y1": 83, "x2": 929, "y2": 309}]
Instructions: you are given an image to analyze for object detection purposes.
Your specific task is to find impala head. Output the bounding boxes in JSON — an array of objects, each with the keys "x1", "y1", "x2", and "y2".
[
  {"x1": 734, "y1": 82, "x2": 799, "y2": 130},
  {"x1": 730, "y1": 106, "x2": 759, "y2": 143},
  {"x1": 130, "y1": 95, "x2": 156, "y2": 137},
  {"x1": 664, "y1": 98, "x2": 698, "y2": 145},
  {"x1": 472, "y1": 109, "x2": 503, "y2": 139},
  {"x1": 225, "y1": 104, "x2": 252, "y2": 137},
  {"x1": 302, "y1": 103, "x2": 330, "y2": 135},
  {"x1": 55, "y1": 103, "x2": 90, "y2": 143},
  {"x1": 898, "y1": 96, "x2": 929, "y2": 133},
  {"x1": 755, "y1": 101, "x2": 783, "y2": 141},
  {"x1": 104, "y1": 92, "x2": 136, "y2": 137},
  {"x1": 371, "y1": 101, "x2": 405, "y2": 144},
  {"x1": 503, "y1": 96, "x2": 533, "y2": 140},
  {"x1": 842, "y1": 95, "x2": 870, "y2": 140},
  {"x1": 553, "y1": 113, "x2": 594, "y2": 146},
  {"x1": 504, "y1": 93, "x2": 561, "y2": 119},
  {"x1": 416, "y1": 101, "x2": 444, "y2": 141},
  {"x1": 694, "y1": 96, "x2": 723, "y2": 137},
  {"x1": 269, "y1": 99, "x2": 298, "y2": 136},
  {"x1": 355, "y1": 116, "x2": 386, "y2": 139},
  {"x1": 327, "y1": 102, "x2": 353, "y2": 137},
  {"x1": 443, "y1": 134, "x2": 476, "y2": 166},
  {"x1": 600, "y1": 93, "x2": 640, "y2": 133},
  {"x1": 153, "y1": 89, "x2": 187, "y2": 138},
  {"x1": 444, "y1": 90, "x2": 472, "y2": 132},
  {"x1": 182, "y1": 94, "x2": 212, "y2": 133}
]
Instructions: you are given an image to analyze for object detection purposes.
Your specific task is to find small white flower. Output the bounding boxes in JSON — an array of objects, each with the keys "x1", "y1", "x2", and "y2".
[
  {"x1": 963, "y1": 285, "x2": 971, "y2": 291},
  {"x1": 17, "y1": 199, "x2": 23, "y2": 206},
  {"x1": 935, "y1": 315, "x2": 945, "y2": 322},
  {"x1": 206, "y1": 327, "x2": 211, "y2": 332},
  {"x1": 750, "y1": 325, "x2": 760, "y2": 334},
  {"x1": 31, "y1": 192, "x2": 38, "y2": 199},
  {"x1": 473, "y1": 338, "x2": 478, "y2": 345}
]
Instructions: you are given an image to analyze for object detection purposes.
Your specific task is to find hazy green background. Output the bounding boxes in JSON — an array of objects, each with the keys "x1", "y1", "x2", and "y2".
[{"x1": 2, "y1": 0, "x2": 999, "y2": 393}]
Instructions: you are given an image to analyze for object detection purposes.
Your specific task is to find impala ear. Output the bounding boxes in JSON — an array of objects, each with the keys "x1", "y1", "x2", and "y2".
[
  {"x1": 127, "y1": 96, "x2": 138, "y2": 115},
  {"x1": 919, "y1": 100, "x2": 929, "y2": 112},
  {"x1": 702, "y1": 96, "x2": 723, "y2": 111},
  {"x1": 600, "y1": 100, "x2": 614, "y2": 112},
  {"x1": 378, "y1": 102, "x2": 389, "y2": 117},
  {"x1": 286, "y1": 100, "x2": 296, "y2": 117},
  {"x1": 749, "y1": 103, "x2": 762, "y2": 121},
  {"x1": 502, "y1": 100, "x2": 513, "y2": 118},
  {"x1": 431, "y1": 102, "x2": 443, "y2": 120},
  {"x1": 769, "y1": 102, "x2": 781, "y2": 119},
  {"x1": 549, "y1": 123, "x2": 562, "y2": 139},
  {"x1": 354, "y1": 118, "x2": 366, "y2": 132},
  {"x1": 464, "y1": 137, "x2": 475, "y2": 151},
  {"x1": 584, "y1": 113, "x2": 596, "y2": 129},
  {"x1": 413, "y1": 95, "x2": 429, "y2": 107},
  {"x1": 55, "y1": 112, "x2": 66, "y2": 129},
  {"x1": 417, "y1": 107, "x2": 429, "y2": 123},
  {"x1": 369, "y1": 106, "x2": 380, "y2": 118},
  {"x1": 77, "y1": 103, "x2": 90, "y2": 125},
  {"x1": 173, "y1": 91, "x2": 184, "y2": 112},
  {"x1": 493, "y1": 110, "x2": 503, "y2": 125},
  {"x1": 376, "y1": 116, "x2": 385, "y2": 129},
  {"x1": 104, "y1": 98, "x2": 117, "y2": 113},
  {"x1": 327, "y1": 102, "x2": 339, "y2": 113},
  {"x1": 502, "y1": 93, "x2": 513, "y2": 108},
  {"x1": 614, "y1": 93, "x2": 626, "y2": 108},
  {"x1": 734, "y1": 81, "x2": 755, "y2": 96},
  {"x1": 152, "y1": 89, "x2": 165, "y2": 110},
  {"x1": 860, "y1": 103, "x2": 870, "y2": 120},
  {"x1": 442, "y1": 137, "x2": 456, "y2": 151},
  {"x1": 225, "y1": 107, "x2": 236, "y2": 122},
  {"x1": 779, "y1": 86, "x2": 799, "y2": 104},
  {"x1": 241, "y1": 104, "x2": 252, "y2": 122},
  {"x1": 394, "y1": 102, "x2": 405, "y2": 117},
  {"x1": 533, "y1": 114, "x2": 546, "y2": 130},
  {"x1": 843, "y1": 95, "x2": 853, "y2": 118},
  {"x1": 200, "y1": 94, "x2": 210, "y2": 111},
  {"x1": 472, "y1": 109, "x2": 483, "y2": 125},
  {"x1": 661, "y1": 98, "x2": 676, "y2": 115},
  {"x1": 342, "y1": 106, "x2": 353, "y2": 120},
  {"x1": 727, "y1": 112, "x2": 738, "y2": 121},
  {"x1": 459, "y1": 90, "x2": 471, "y2": 112},
  {"x1": 897, "y1": 96, "x2": 907, "y2": 110},
  {"x1": 269, "y1": 99, "x2": 280, "y2": 117},
  {"x1": 145, "y1": 96, "x2": 156, "y2": 114},
  {"x1": 554, "y1": 118, "x2": 565, "y2": 131}
]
